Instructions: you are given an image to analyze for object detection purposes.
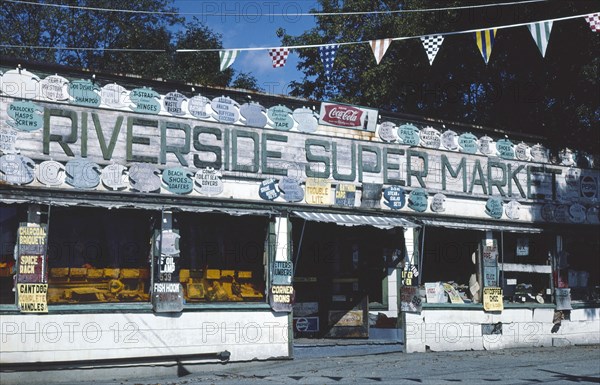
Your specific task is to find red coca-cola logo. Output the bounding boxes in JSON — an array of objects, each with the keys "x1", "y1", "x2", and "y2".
[{"x1": 322, "y1": 104, "x2": 363, "y2": 127}]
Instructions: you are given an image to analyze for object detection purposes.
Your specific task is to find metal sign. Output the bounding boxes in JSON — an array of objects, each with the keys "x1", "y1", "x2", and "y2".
[
  {"x1": 580, "y1": 175, "x2": 597, "y2": 199},
  {"x1": 383, "y1": 185, "x2": 405, "y2": 210},
  {"x1": 163, "y1": 91, "x2": 187, "y2": 116},
  {"x1": 458, "y1": 132, "x2": 478, "y2": 154},
  {"x1": 259, "y1": 178, "x2": 280, "y2": 200},
  {"x1": 496, "y1": 138, "x2": 515, "y2": 159},
  {"x1": 293, "y1": 107, "x2": 318, "y2": 133},
  {"x1": 101, "y1": 163, "x2": 128, "y2": 190},
  {"x1": 128, "y1": 162, "x2": 161, "y2": 192},
  {"x1": 211, "y1": 96, "x2": 240, "y2": 124},
  {"x1": 194, "y1": 168, "x2": 223, "y2": 195},
  {"x1": 187, "y1": 95, "x2": 211, "y2": 119},
  {"x1": 268, "y1": 105, "x2": 294, "y2": 131},
  {"x1": 485, "y1": 197, "x2": 504, "y2": 219},
  {"x1": 68, "y1": 79, "x2": 101, "y2": 107},
  {"x1": 430, "y1": 193, "x2": 446, "y2": 212},
  {"x1": 7, "y1": 101, "x2": 43, "y2": 131},
  {"x1": 505, "y1": 200, "x2": 521, "y2": 220},
  {"x1": 240, "y1": 102, "x2": 267, "y2": 128},
  {"x1": 335, "y1": 183, "x2": 356, "y2": 207},
  {"x1": 101, "y1": 83, "x2": 128, "y2": 108},
  {"x1": 515, "y1": 142, "x2": 530, "y2": 161},
  {"x1": 378, "y1": 121, "x2": 398, "y2": 142},
  {"x1": 129, "y1": 87, "x2": 161, "y2": 114},
  {"x1": 0, "y1": 154, "x2": 35, "y2": 185},
  {"x1": 420, "y1": 126, "x2": 441, "y2": 149},
  {"x1": 442, "y1": 130, "x2": 459, "y2": 150},
  {"x1": 398, "y1": 124, "x2": 420, "y2": 146},
  {"x1": 269, "y1": 285, "x2": 294, "y2": 313},
  {"x1": 478, "y1": 135, "x2": 495, "y2": 155},
  {"x1": 319, "y1": 102, "x2": 378, "y2": 132},
  {"x1": 162, "y1": 167, "x2": 193, "y2": 194},
  {"x1": 40, "y1": 74, "x2": 69, "y2": 101},
  {"x1": 408, "y1": 188, "x2": 428, "y2": 212},
  {"x1": 279, "y1": 176, "x2": 304, "y2": 202},
  {"x1": 37, "y1": 160, "x2": 66, "y2": 187}
]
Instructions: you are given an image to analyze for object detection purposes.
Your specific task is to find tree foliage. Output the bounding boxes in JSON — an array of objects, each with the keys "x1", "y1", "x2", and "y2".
[
  {"x1": 0, "y1": 0, "x2": 260, "y2": 90},
  {"x1": 280, "y1": 0, "x2": 600, "y2": 154}
]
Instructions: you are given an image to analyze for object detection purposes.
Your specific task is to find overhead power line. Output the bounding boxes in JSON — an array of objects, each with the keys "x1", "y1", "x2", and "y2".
[{"x1": 4, "y1": 0, "x2": 550, "y2": 17}]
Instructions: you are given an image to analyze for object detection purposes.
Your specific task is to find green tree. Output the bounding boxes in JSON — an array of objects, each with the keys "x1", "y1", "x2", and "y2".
[
  {"x1": 0, "y1": 0, "x2": 260, "y2": 90},
  {"x1": 280, "y1": 0, "x2": 600, "y2": 154}
]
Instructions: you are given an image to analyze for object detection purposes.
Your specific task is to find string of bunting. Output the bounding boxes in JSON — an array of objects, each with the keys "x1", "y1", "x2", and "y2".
[{"x1": 191, "y1": 12, "x2": 600, "y2": 75}]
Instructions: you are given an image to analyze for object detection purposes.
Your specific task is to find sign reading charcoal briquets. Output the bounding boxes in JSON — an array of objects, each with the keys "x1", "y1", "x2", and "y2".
[{"x1": 17, "y1": 225, "x2": 48, "y2": 313}]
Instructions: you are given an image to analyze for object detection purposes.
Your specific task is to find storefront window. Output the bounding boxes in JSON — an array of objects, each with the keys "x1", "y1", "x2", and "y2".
[
  {"x1": 560, "y1": 230, "x2": 600, "y2": 302},
  {"x1": 0, "y1": 205, "x2": 22, "y2": 304},
  {"x1": 178, "y1": 213, "x2": 269, "y2": 303},
  {"x1": 47, "y1": 207, "x2": 152, "y2": 304}
]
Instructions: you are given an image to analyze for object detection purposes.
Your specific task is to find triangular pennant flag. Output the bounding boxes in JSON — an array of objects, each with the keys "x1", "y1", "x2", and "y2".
[
  {"x1": 527, "y1": 21, "x2": 553, "y2": 57},
  {"x1": 420, "y1": 35, "x2": 444, "y2": 65},
  {"x1": 268, "y1": 48, "x2": 290, "y2": 68},
  {"x1": 585, "y1": 13, "x2": 600, "y2": 32},
  {"x1": 319, "y1": 44, "x2": 339, "y2": 79},
  {"x1": 369, "y1": 38, "x2": 392, "y2": 64},
  {"x1": 219, "y1": 50, "x2": 239, "y2": 71},
  {"x1": 474, "y1": 29, "x2": 497, "y2": 64}
]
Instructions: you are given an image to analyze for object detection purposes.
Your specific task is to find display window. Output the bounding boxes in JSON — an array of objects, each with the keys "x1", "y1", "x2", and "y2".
[
  {"x1": 46, "y1": 207, "x2": 153, "y2": 304},
  {"x1": 559, "y1": 230, "x2": 600, "y2": 302},
  {"x1": 177, "y1": 213, "x2": 269, "y2": 303}
]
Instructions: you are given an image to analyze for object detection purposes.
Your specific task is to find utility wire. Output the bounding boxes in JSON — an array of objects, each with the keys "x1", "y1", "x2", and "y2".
[{"x1": 4, "y1": 0, "x2": 550, "y2": 17}]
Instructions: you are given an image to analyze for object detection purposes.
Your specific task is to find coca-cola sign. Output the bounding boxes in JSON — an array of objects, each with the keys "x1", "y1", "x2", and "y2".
[{"x1": 319, "y1": 102, "x2": 378, "y2": 132}]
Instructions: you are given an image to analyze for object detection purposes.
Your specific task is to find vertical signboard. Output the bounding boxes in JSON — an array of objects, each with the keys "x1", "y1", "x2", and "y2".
[
  {"x1": 483, "y1": 287, "x2": 503, "y2": 311},
  {"x1": 16, "y1": 225, "x2": 48, "y2": 313},
  {"x1": 152, "y1": 211, "x2": 183, "y2": 312}
]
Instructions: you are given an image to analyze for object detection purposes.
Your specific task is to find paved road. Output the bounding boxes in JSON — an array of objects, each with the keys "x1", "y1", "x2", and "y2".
[{"x1": 6, "y1": 344, "x2": 600, "y2": 385}]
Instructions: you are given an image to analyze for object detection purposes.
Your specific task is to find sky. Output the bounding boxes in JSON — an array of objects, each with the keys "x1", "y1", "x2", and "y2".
[{"x1": 175, "y1": 0, "x2": 320, "y2": 95}]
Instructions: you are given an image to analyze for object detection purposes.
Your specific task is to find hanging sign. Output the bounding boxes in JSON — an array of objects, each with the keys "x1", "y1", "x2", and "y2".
[
  {"x1": 530, "y1": 144, "x2": 549, "y2": 163},
  {"x1": 485, "y1": 197, "x2": 504, "y2": 219},
  {"x1": 442, "y1": 130, "x2": 459, "y2": 151},
  {"x1": 17, "y1": 284, "x2": 48, "y2": 313},
  {"x1": 240, "y1": 102, "x2": 267, "y2": 128},
  {"x1": 268, "y1": 105, "x2": 294, "y2": 131},
  {"x1": 505, "y1": 200, "x2": 521, "y2": 220},
  {"x1": 194, "y1": 168, "x2": 223, "y2": 195},
  {"x1": 293, "y1": 107, "x2": 318, "y2": 133},
  {"x1": 458, "y1": 133, "x2": 478, "y2": 154},
  {"x1": 187, "y1": 95, "x2": 211, "y2": 119},
  {"x1": 162, "y1": 167, "x2": 193, "y2": 194},
  {"x1": 515, "y1": 142, "x2": 530, "y2": 161},
  {"x1": 129, "y1": 87, "x2": 161, "y2": 114},
  {"x1": 335, "y1": 183, "x2": 356, "y2": 207},
  {"x1": 7, "y1": 101, "x2": 43, "y2": 131},
  {"x1": 128, "y1": 162, "x2": 161, "y2": 192},
  {"x1": 40, "y1": 74, "x2": 69, "y2": 101},
  {"x1": 163, "y1": 91, "x2": 187, "y2": 116},
  {"x1": 430, "y1": 193, "x2": 446, "y2": 212},
  {"x1": 478, "y1": 135, "x2": 495, "y2": 155},
  {"x1": 400, "y1": 286, "x2": 422, "y2": 313},
  {"x1": 0, "y1": 126, "x2": 18, "y2": 154},
  {"x1": 0, "y1": 154, "x2": 35, "y2": 185},
  {"x1": 420, "y1": 126, "x2": 441, "y2": 149},
  {"x1": 17, "y1": 225, "x2": 47, "y2": 255},
  {"x1": 259, "y1": 178, "x2": 280, "y2": 200},
  {"x1": 68, "y1": 79, "x2": 100, "y2": 107},
  {"x1": 100, "y1": 83, "x2": 128, "y2": 108},
  {"x1": 383, "y1": 185, "x2": 405, "y2": 209},
  {"x1": 211, "y1": 96, "x2": 240, "y2": 124},
  {"x1": 269, "y1": 285, "x2": 294, "y2": 313},
  {"x1": 398, "y1": 124, "x2": 420, "y2": 146},
  {"x1": 408, "y1": 188, "x2": 428, "y2": 212},
  {"x1": 483, "y1": 287, "x2": 503, "y2": 312},
  {"x1": 100, "y1": 163, "x2": 128, "y2": 190},
  {"x1": 305, "y1": 178, "x2": 331, "y2": 205},
  {"x1": 279, "y1": 176, "x2": 304, "y2": 202},
  {"x1": 272, "y1": 261, "x2": 293, "y2": 285},
  {"x1": 496, "y1": 138, "x2": 515, "y2": 159},
  {"x1": 378, "y1": 121, "x2": 398, "y2": 142}
]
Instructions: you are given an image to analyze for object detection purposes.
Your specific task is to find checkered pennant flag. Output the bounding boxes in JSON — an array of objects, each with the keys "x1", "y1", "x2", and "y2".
[
  {"x1": 420, "y1": 35, "x2": 444, "y2": 65},
  {"x1": 268, "y1": 48, "x2": 290, "y2": 68},
  {"x1": 219, "y1": 50, "x2": 239, "y2": 71},
  {"x1": 585, "y1": 13, "x2": 600, "y2": 32},
  {"x1": 527, "y1": 21, "x2": 553, "y2": 57},
  {"x1": 319, "y1": 44, "x2": 339, "y2": 79},
  {"x1": 369, "y1": 38, "x2": 392, "y2": 64}
]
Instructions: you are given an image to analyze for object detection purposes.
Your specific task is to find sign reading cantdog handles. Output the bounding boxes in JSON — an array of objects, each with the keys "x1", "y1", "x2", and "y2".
[
  {"x1": 483, "y1": 287, "x2": 503, "y2": 312},
  {"x1": 17, "y1": 283, "x2": 48, "y2": 312},
  {"x1": 16, "y1": 225, "x2": 48, "y2": 312}
]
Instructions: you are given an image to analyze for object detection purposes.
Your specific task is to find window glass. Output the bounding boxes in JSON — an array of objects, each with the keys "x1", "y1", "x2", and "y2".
[
  {"x1": 178, "y1": 213, "x2": 269, "y2": 302},
  {"x1": 47, "y1": 207, "x2": 152, "y2": 304},
  {"x1": 0, "y1": 205, "x2": 22, "y2": 304}
]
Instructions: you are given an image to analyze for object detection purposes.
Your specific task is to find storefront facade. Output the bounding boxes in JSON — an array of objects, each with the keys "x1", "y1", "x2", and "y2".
[{"x1": 1, "y1": 61, "x2": 599, "y2": 366}]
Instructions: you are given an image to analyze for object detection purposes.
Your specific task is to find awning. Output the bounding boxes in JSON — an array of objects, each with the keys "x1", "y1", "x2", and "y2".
[
  {"x1": 418, "y1": 218, "x2": 543, "y2": 233},
  {"x1": 292, "y1": 211, "x2": 418, "y2": 229}
]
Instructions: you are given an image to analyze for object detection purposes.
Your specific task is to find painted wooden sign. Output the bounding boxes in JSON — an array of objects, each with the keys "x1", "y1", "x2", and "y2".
[
  {"x1": 129, "y1": 87, "x2": 161, "y2": 114},
  {"x1": 40, "y1": 74, "x2": 69, "y2": 101},
  {"x1": 458, "y1": 132, "x2": 478, "y2": 154},
  {"x1": 163, "y1": 91, "x2": 187, "y2": 116},
  {"x1": 478, "y1": 135, "x2": 495, "y2": 156},
  {"x1": 442, "y1": 130, "x2": 459, "y2": 151},
  {"x1": 194, "y1": 168, "x2": 223, "y2": 195},
  {"x1": 69, "y1": 79, "x2": 101, "y2": 107},
  {"x1": 7, "y1": 101, "x2": 43, "y2": 131},
  {"x1": 129, "y1": 162, "x2": 160, "y2": 192},
  {"x1": 335, "y1": 183, "x2": 356, "y2": 207},
  {"x1": 259, "y1": 178, "x2": 280, "y2": 200},
  {"x1": 569, "y1": 203, "x2": 586, "y2": 224},
  {"x1": 398, "y1": 124, "x2": 420, "y2": 146},
  {"x1": 268, "y1": 105, "x2": 294, "y2": 131},
  {"x1": 430, "y1": 193, "x2": 446, "y2": 212},
  {"x1": 378, "y1": 121, "x2": 398, "y2": 142},
  {"x1": 305, "y1": 178, "x2": 331, "y2": 205},
  {"x1": 101, "y1": 83, "x2": 128, "y2": 108},
  {"x1": 485, "y1": 197, "x2": 504, "y2": 219},
  {"x1": 383, "y1": 185, "x2": 405, "y2": 209},
  {"x1": 1, "y1": 68, "x2": 40, "y2": 99},
  {"x1": 293, "y1": 107, "x2": 318, "y2": 133},
  {"x1": 361, "y1": 183, "x2": 382, "y2": 209},
  {"x1": 212, "y1": 96, "x2": 240, "y2": 124},
  {"x1": 530, "y1": 144, "x2": 549, "y2": 163},
  {"x1": 279, "y1": 176, "x2": 304, "y2": 202},
  {"x1": 515, "y1": 142, "x2": 530, "y2": 161},
  {"x1": 0, "y1": 154, "x2": 35, "y2": 185},
  {"x1": 496, "y1": 138, "x2": 515, "y2": 160},
  {"x1": 187, "y1": 95, "x2": 211, "y2": 119},
  {"x1": 505, "y1": 200, "x2": 521, "y2": 220},
  {"x1": 162, "y1": 167, "x2": 193, "y2": 194},
  {"x1": 272, "y1": 261, "x2": 293, "y2": 285},
  {"x1": 0, "y1": 126, "x2": 18, "y2": 154},
  {"x1": 37, "y1": 160, "x2": 66, "y2": 187},
  {"x1": 101, "y1": 163, "x2": 128, "y2": 190},
  {"x1": 420, "y1": 126, "x2": 441, "y2": 149},
  {"x1": 240, "y1": 102, "x2": 267, "y2": 128},
  {"x1": 408, "y1": 188, "x2": 428, "y2": 212}
]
